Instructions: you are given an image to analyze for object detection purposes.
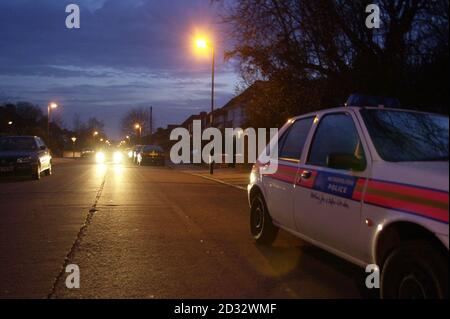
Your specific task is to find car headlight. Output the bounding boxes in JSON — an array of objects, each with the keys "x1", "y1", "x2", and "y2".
[
  {"x1": 95, "y1": 152, "x2": 105, "y2": 164},
  {"x1": 17, "y1": 156, "x2": 32, "y2": 163},
  {"x1": 113, "y1": 151, "x2": 123, "y2": 164}
]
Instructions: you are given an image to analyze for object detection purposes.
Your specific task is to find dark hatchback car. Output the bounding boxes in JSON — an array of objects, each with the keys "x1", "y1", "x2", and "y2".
[
  {"x1": 0, "y1": 136, "x2": 52, "y2": 180},
  {"x1": 137, "y1": 145, "x2": 165, "y2": 166}
]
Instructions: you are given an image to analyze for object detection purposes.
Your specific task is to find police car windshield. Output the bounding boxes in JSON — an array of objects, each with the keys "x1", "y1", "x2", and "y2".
[{"x1": 361, "y1": 109, "x2": 449, "y2": 162}]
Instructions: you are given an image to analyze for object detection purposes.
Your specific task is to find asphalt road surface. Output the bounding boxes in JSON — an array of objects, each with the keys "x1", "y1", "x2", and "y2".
[{"x1": 0, "y1": 160, "x2": 375, "y2": 298}]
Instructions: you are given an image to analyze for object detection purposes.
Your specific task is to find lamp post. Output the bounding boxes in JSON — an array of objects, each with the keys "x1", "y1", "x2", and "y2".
[
  {"x1": 195, "y1": 36, "x2": 215, "y2": 174},
  {"x1": 92, "y1": 131, "x2": 99, "y2": 147},
  {"x1": 135, "y1": 124, "x2": 142, "y2": 144},
  {"x1": 47, "y1": 102, "x2": 58, "y2": 147},
  {"x1": 71, "y1": 137, "x2": 77, "y2": 158}
]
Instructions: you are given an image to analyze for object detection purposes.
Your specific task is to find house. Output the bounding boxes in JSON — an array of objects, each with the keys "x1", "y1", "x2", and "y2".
[
  {"x1": 178, "y1": 81, "x2": 265, "y2": 133},
  {"x1": 180, "y1": 111, "x2": 208, "y2": 135},
  {"x1": 209, "y1": 81, "x2": 265, "y2": 129}
]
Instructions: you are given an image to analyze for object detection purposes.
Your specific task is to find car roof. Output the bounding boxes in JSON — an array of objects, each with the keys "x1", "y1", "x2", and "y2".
[
  {"x1": 0, "y1": 135, "x2": 37, "y2": 139},
  {"x1": 289, "y1": 106, "x2": 446, "y2": 122}
]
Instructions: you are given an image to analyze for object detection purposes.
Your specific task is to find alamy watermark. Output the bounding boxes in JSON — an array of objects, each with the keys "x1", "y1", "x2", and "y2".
[
  {"x1": 170, "y1": 120, "x2": 279, "y2": 174},
  {"x1": 65, "y1": 4, "x2": 80, "y2": 29},
  {"x1": 64, "y1": 3, "x2": 381, "y2": 30},
  {"x1": 366, "y1": 4, "x2": 381, "y2": 29},
  {"x1": 65, "y1": 264, "x2": 80, "y2": 289},
  {"x1": 365, "y1": 264, "x2": 380, "y2": 289}
]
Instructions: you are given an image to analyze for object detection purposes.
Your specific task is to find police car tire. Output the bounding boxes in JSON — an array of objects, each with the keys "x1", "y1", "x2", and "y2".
[
  {"x1": 250, "y1": 193, "x2": 278, "y2": 246},
  {"x1": 32, "y1": 165, "x2": 41, "y2": 180},
  {"x1": 381, "y1": 241, "x2": 449, "y2": 299}
]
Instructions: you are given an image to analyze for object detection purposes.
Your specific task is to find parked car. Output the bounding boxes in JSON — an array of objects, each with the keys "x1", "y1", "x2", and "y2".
[
  {"x1": 137, "y1": 145, "x2": 165, "y2": 166},
  {"x1": 0, "y1": 136, "x2": 52, "y2": 180},
  {"x1": 81, "y1": 148, "x2": 95, "y2": 158},
  {"x1": 248, "y1": 103, "x2": 449, "y2": 298}
]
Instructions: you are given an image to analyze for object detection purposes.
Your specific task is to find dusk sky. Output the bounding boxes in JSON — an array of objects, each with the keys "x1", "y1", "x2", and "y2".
[{"x1": 0, "y1": 0, "x2": 239, "y2": 139}]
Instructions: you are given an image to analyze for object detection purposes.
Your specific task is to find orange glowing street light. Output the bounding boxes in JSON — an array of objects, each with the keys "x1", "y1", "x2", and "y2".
[{"x1": 196, "y1": 38, "x2": 208, "y2": 50}]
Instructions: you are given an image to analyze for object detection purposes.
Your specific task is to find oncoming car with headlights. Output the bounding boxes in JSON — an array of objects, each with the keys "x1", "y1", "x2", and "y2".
[
  {"x1": 0, "y1": 136, "x2": 52, "y2": 180},
  {"x1": 248, "y1": 103, "x2": 449, "y2": 298},
  {"x1": 95, "y1": 148, "x2": 124, "y2": 164}
]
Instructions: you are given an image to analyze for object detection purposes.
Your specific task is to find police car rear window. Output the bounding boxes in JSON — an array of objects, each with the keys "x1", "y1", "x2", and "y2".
[{"x1": 361, "y1": 109, "x2": 449, "y2": 162}]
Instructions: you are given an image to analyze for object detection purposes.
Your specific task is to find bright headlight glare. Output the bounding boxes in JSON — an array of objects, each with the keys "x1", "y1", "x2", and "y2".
[
  {"x1": 250, "y1": 171, "x2": 257, "y2": 184},
  {"x1": 113, "y1": 151, "x2": 123, "y2": 164},
  {"x1": 95, "y1": 152, "x2": 105, "y2": 163}
]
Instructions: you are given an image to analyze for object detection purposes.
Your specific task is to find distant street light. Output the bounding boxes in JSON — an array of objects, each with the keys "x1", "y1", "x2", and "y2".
[
  {"x1": 194, "y1": 33, "x2": 215, "y2": 174},
  {"x1": 8, "y1": 121, "x2": 13, "y2": 125},
  {"x1": 93, "y1": 131, "x2": 99, "y2": 147},
  {"x1": 47, "y1": 102, "x2": 59, "y2": 147},
  {"x1": 71, "y1": 137, "x2": 77, "y2": 158},
  {"x1": 135, "y1": 124, "x2": 142, "y2": 144}
]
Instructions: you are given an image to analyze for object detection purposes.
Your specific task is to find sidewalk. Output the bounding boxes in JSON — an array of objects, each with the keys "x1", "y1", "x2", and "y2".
[{"x1": 173, "y1": 164, "x2": 251, "y2": 190}]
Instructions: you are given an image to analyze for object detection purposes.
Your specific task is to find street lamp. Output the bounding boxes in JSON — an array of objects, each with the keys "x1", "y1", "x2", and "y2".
[
  {"x1": 47, "y1": 102, "x2": 58, "y2": 147},
  {"x1": 8, "y1": 121, "x2": 13, "y2": 125},
  {"x1": 135, "y1": 124, "x2": 142, "y2": 144},
  {"x1": 194, "y1": 34, "x2": 215, "y2": 174},
  {"x1": 92, "y1": 131, "x2": 99, "y2": 147},
  {"x1": 71, "y1": 136, "x2": 77, "y2": 158}
]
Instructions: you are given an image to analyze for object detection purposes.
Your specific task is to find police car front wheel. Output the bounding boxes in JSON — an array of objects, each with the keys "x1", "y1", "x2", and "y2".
[
  {"x1": 250, "y1": 193, "x2": 278, "y2": 246},
  {"x1": 381, "y1": 241, "x2": 449, "y2": 299}
]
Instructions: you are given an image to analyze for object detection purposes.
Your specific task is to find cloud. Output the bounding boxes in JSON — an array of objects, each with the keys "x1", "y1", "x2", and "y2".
[{"x1": 0, "y1": 0, "x2": 240, "y2": 138}]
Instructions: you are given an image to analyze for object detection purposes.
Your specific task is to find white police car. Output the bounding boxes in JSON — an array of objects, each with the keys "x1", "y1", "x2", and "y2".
[{"x1": 248, "y1": 100, "x2": 449, "y2": 298}]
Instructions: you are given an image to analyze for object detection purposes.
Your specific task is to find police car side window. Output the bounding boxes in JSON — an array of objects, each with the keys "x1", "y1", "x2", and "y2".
[
  {"x1": 279, "y1": 117, "x2": 314, "y2": 161},
  {"x1": 36, "y1": 138, "x2": 44, "y2": 148},
  {"x1": 307, "y1": 113, "x2": 365, "y2": 168}
]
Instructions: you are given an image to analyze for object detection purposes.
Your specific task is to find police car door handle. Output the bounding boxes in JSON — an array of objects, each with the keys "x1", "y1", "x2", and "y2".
[{"x1": 301, "y1": 170, "x2": 312, "y2": 179}]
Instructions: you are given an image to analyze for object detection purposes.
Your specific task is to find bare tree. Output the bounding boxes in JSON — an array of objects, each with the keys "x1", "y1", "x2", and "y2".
[
  {"x1": 218, "y1": 0, "x2": 449, "y2": 127},
  {"x1": 121, "y1": 107, "x2": 151, "y2": 138}
]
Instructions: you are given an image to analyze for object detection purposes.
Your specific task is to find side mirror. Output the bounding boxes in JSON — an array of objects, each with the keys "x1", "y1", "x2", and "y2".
[{"x1": 327, "y1": 153, "x2": 366, "y2": 171}]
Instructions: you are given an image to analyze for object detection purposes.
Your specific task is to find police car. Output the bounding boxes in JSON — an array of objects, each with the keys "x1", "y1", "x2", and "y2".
[{"x1": 248, "y1": 96, "x2": 449, "y2": 298}]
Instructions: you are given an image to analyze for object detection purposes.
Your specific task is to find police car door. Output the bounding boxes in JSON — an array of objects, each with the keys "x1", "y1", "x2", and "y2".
[
  {"x1": 293, "y1": 112, "x2": 370, "y2": 255},
  {"x1": 263, "y1": 117, "x2": 314, "y2": 231}
]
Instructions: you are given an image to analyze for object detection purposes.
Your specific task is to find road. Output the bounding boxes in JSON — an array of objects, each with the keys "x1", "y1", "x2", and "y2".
[{"x1": 0, "y1": 160, "x2": 373, "y2": 298}]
